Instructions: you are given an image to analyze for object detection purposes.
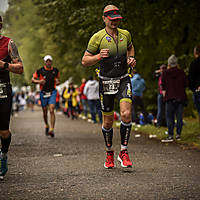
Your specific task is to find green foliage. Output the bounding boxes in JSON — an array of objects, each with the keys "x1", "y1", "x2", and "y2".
[
  {"x1": 4, "y1": 0, "x2": 44, "y2": 85},
  {"x1": 3, "y1": 0, "x2": 200, "y2": 115}
]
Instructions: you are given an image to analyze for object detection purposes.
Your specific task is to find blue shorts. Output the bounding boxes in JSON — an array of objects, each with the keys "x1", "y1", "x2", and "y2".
[{"x1": 40, "y1": 90, "x2": 57, "y2": 107}]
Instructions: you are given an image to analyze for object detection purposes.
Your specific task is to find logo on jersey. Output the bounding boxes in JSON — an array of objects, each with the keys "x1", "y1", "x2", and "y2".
[
  {"x1": 120, "y1": 37, "x2": 123, "y2": 42},
  {"x1": 106, "y1": 36, "x2": 112, "y2": 42}
]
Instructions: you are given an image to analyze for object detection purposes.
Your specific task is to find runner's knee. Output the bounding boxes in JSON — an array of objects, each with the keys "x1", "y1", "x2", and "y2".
[
  {"x1": 120, "y1": 109, "x2": 131, "y2": 122},
  {"x1": 49, "y1": 108, "x2": 55, "y2": 114},
  {"x1": 103, "y1": 117, "x2": 113, "y2": 129},
  {"x1": 0, "y1": 130, "x2": 10, "y2": 138}
]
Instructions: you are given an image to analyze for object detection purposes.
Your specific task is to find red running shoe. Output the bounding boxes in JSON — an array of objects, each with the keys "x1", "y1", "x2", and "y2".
[
  {"x1": 118, "y1": 150, "x2": 132, "y2": 168},
  {"x1": 104, "y1": 151, "x2": 114, "y2": 169}
]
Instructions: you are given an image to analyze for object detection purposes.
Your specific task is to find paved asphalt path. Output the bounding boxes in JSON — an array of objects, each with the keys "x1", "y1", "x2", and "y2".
[{"x1": 1, "y1": 108, "x2": 200, "y2": 200}]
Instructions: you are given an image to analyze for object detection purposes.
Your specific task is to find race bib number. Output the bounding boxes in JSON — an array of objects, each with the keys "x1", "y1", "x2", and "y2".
[
  {"x1": 0, "y1": 84, "x2": 8, "y2": 99},
  {"x1": 102, "y1": 79, "x2": 120, "y2": 94},
  {"x1": 43, "y1": 92, "x2": 51, "y2": 98}
]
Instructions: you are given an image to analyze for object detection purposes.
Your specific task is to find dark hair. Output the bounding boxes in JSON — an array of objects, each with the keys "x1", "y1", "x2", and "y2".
[
  {"x1": 194, "y1": 45, "x2": 200, "y2": 55},
  {"x1": 88, "y1": 76, "x2": 93, "y2": 81}
]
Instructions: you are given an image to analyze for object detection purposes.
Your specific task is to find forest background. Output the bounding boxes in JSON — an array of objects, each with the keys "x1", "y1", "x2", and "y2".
[{"x1": 1, "y1": 0, "x2": 200, "y2": 116}]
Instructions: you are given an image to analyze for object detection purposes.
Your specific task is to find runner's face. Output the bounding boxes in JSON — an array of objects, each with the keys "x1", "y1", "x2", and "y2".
[
  {"x1": 104, "y1": 17, "x2": 120, "y2": 29},
  {"x1": 45, "y1": 59, "x2": 52, "y2": 67}
]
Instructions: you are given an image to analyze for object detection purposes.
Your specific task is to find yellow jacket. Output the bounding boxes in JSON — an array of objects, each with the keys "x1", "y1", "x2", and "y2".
[{"x1": 63, "y1": 88, "x2": 78, "y2": 108}]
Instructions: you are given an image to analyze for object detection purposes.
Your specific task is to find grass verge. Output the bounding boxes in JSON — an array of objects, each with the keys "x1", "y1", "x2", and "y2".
[{"x1": 114, "y1": 117, "x2": 200, "y2": 150}]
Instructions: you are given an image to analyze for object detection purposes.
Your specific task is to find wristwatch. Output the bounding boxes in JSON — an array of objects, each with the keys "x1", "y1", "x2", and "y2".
[{"x1": 3, "y1": 62, "x2": 9, "y2": 70}]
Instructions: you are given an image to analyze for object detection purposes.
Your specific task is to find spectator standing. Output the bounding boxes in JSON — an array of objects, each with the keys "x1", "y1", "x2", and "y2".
[
  {"x1": 84, "y1": 76, "x2": 102, "y2": 123},
  {"x1": 161, "y1": 55, "x2": 188, "y2": 142},
  {"x1": 64, "y1": 82, "x2": 78, "y2": 120},
  {"x1": 155, "y1": 64, "x2": 167, "y2": 127},
  {"x1": 75, "y1": 85, "x2": 81, "y2": 116},
  {"x1": 188, "y1": 45, "x2": 200, "y2": 125},
  {"x1": 61, "y1": 86, "x2": 67, "y2": 107},
  {"x1": 55, "y1": 91, "x2": 60, "y2": 111},
  {"x1": 28, "y1": 90, "x2": 35, "y2": 112},
  {"x1": 18, "y1": 91, "x2": 26, "y2": 111},
  {"x1": 14, "y1": 92, "x2": 20, "y2": 112},
  {"x1": 130, "y1": 68, "x2": 147, "y2": 124},
  {"x1": 79, "y1": 78, "x2": 88, "y2": 119}
]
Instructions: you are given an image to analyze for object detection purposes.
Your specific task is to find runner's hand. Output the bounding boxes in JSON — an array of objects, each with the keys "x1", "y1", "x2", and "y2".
[
  {"x1": 127, "y1": 57, "x2": 136, "y2": 67},
  {"x1": 56, "y1": 78, "x2": 60, "y2": 85},
  {"x1": 39, "y1": 79, "x2": 46, "y2": 85},
  {"x1": 99, "y1": 49, "x2": 110, "y2": 59}
]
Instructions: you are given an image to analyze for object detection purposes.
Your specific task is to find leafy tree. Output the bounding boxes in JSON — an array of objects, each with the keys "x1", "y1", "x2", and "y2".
[
  {"x1": 3, "y1": 0, "x2": 200, "y2": 115},
  {"x1": 4, "y1": 0, "x2": 44, "y2": 86}
]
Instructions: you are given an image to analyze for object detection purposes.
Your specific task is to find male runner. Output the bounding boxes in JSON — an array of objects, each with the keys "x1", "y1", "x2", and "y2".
[
  {"x1": 82, "y1": 5, "x2": 136, "y2": 168},
  {"x1": 0, "y1": 16, "x2": 24, "y2": 179},
  {"x1": 32, "y1": 55, "x2": 60, "y2": 137}
]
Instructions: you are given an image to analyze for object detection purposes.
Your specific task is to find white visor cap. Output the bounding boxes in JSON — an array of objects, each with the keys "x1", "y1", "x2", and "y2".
[{"x1": 44, "y1": 55, "x2": 53, "y2": 62}]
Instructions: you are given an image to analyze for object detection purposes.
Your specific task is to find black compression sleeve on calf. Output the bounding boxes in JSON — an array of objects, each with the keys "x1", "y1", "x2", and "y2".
[
  {"x1": 1, "y1": 134, "x2": 11, "y2": 154},
  {"x1": 120, "y1": 121, "x2": 132, "y2": 146},
  {"x1": 102, "y1": 127, "x2": 113, "y2": 149}
]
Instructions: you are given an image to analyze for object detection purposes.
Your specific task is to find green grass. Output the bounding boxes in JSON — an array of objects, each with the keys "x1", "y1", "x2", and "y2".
[{"x1": 114, "y1": 118, "x2": 200, "y2": 149}]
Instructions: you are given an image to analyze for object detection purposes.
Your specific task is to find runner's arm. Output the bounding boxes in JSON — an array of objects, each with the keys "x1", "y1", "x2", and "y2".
[
  {"x1": 82, "y1": 48, "x2": 110, "y2": 67},
  {"x1": 127, "y1": 44, "x2": 136, "y2": 67},
  {"x1": 32, "y1": 77, "x2": 42, "y2": 84},
  {"x1": 32, "y1": 72, "x2": 45, "y2": 85},
  {"x1": 82, "y1": 51, "x2": 101, "y2": 67},
  {"x1": 0, "y1": 40, "x2": 23, "y2": 74},
  {"x1": 56, "y1": 71, "x2": 60, "y2": 85}
]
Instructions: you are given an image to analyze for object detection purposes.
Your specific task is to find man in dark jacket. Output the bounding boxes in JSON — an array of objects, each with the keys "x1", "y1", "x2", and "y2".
[
  {"x1": 161, "y1": 55, "x2": 187, "y2": 142},
  {"x1": 188, "y1": 45, "x2": 200, "y2": 125}
]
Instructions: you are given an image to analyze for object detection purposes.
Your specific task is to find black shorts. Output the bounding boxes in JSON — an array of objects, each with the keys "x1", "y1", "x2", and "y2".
[
  {"x1": 0, "y1": 86, "x2": 12, "y2": 130},
  {"x1": 99, "y1": 76, "x2": 132, "y2": 115}
]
